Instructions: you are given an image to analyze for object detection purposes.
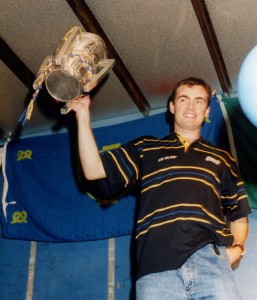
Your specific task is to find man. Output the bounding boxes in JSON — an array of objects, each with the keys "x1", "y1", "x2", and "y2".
[{"x1": 68, "y1": 77, "x2": 251, "y2": 299}]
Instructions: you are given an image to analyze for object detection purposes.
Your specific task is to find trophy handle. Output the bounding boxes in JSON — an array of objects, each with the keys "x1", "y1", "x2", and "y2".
[
  {"x1": 60, "y1": 103, "x2": 72, "y2": 115},
  {"x1": 83, "y1": 59, "x2": 115, "y2": 92},
  {"x1": 54, "y1": 26, "x2": 81, "y2": 65}
]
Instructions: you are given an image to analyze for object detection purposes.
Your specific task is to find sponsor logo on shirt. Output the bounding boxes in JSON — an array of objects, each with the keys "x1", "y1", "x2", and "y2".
[
  {"x1": 205, "y1": 156, "x2": 221, "y2": 165},
  {"x1": 158, "y1": 155, "x2": 178, "y2": 162}
]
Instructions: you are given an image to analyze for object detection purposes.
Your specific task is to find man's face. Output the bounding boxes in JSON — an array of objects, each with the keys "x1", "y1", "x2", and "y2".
[{"x1": 169, "y1": 84, "x2": 210, "y2": 132}]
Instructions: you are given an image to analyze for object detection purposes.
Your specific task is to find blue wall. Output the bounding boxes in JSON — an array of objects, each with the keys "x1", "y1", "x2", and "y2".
[{"x1": 1, "y1": 210, "x2": 257, "y2": 299}]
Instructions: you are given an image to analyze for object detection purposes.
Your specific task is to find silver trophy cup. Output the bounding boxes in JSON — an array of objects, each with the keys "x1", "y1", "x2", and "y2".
[{"x1": 33, "y1": 26, "x2": 115, "y2": 113}]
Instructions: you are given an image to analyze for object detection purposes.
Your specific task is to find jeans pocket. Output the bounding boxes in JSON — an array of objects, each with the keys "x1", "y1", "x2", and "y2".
[{"x1": 213, "y1": 244, "x2": 230, "y2": 260}]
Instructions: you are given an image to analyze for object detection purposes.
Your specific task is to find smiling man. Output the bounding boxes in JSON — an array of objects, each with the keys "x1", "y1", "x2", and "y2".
[
  {"x1": 169, "y1": 80, "x2": 210, "y2": 140},
  {"x1": 69, "y1": 77, "x2": 251, "y2": 299}
]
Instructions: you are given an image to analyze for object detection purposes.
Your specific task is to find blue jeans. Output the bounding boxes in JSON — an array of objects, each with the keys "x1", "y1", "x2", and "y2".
[{"x1": 136, "y1": 244, "x2": 241, "y2": 300}]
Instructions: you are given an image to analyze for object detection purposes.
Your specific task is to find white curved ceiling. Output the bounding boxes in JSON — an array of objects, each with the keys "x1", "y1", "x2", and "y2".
[{"x1": 0, "y1": 0, "x2": 256, "y2": 140}]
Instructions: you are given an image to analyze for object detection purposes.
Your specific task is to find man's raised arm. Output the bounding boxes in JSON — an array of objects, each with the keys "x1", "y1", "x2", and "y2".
[{"x1": 68, "y1": 95, "x2": 106, "y2": 180}]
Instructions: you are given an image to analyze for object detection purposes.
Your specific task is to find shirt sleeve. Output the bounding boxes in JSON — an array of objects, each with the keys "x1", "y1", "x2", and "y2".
[
  {"x1": 98, "y1": 137, "x2": 143, "y2": 198},
  {"x1": 221, "y1": 158, "x2": 252, "y2": 221}
]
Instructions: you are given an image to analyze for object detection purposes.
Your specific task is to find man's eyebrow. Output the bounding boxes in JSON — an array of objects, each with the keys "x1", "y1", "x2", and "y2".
[
  {"x1": 177, "y1": 94, "x2": 189, "y2": 99},
  {"x1": 195, "y1": 96, "x2": 207, "y2": 102},
  {"x1": 177, "y1": 95, "x2": 207, "y2": 102}
]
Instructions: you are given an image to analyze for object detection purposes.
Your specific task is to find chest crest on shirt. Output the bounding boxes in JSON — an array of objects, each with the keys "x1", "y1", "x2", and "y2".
[
  {"x1": 205, "y1": 156, "x2": 221, "y2": 165},
  {"x1": 158, "y1": 155, "x2": 178, "y2": 163}
]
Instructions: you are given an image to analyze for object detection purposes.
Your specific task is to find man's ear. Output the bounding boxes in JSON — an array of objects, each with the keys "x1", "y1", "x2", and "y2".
[
  {"x1": 205, "y1": 106, "x2": 210, "y2": 119},
  {"x1": 169, "y1": 101, "x2": 175, "y2": 114}
]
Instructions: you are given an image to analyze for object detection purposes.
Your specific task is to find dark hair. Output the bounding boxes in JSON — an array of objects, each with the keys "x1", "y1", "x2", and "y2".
[{"x1": 169, "y1": 77, "x2": 212, "y2": 106}]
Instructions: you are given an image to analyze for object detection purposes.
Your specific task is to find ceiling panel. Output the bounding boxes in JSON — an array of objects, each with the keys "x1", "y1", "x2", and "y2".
[
  {"x1": 87, "y1": 0, "x2": 220, "y2": 108},
  {"x1": 0, "y1": 61, "x2": 28, "y2": 133},
  {"x1": 0, "y1": 1, "x2": 82, "y2": 74},
  {"x1": 206, "y1": 0, "x2": 257, "y2": 92},
  {"x1": 0, "y1": 0, "x2": 256, "y2": 140}
]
